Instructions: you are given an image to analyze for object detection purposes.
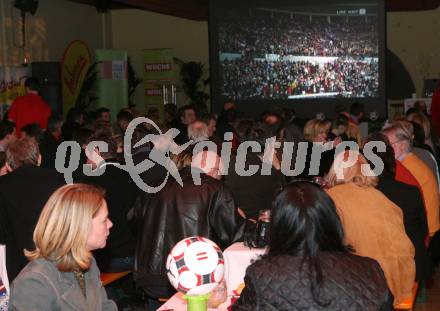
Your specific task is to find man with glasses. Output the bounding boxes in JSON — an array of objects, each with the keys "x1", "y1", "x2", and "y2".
[{"x1": 383, "y1": 122, "x2": 440, "y2": 238}]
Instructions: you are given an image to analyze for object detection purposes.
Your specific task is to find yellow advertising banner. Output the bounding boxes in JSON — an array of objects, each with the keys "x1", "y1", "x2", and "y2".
[
  {"x1": 0, "y1": 66, "x2": 30, "y2": 117},
  {"x1": 61, "y1": 40, "x2": 91, "y2": 116}
]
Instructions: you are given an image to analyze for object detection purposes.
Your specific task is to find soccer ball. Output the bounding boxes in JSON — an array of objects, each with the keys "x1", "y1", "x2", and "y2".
[{"x1": 166, "y1": 236, "x2": 224, "y2": 296}]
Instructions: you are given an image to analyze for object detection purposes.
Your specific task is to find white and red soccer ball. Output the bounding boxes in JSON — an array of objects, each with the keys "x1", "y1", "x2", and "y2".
[{"x1": 166, "y1": 236, "x2": 224, "y2": 296}]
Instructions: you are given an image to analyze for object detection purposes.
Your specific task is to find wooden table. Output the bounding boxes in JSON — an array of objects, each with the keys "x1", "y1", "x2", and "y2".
[{"x1": 101, "y1": 271, "x2": 131, "y2": 286}]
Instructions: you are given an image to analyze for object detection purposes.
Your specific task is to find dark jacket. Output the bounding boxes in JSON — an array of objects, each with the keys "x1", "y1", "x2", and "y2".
[
  {"x1": 0, "y1": 165, "x2": 65, "y2": 281},
  {"x1": 377, "y1": 176, "x2": 431, "y2": 281},
  {"x1": 282, "y1": 141, "x2": 335, "y2": 180},
  {"x1": 79, "y1": 159, "x2": 140, "y2": 268},
  {"x1": 39, "y1": 131, "x2": 60, "y2": 169},
  {"x1": 233, "y1": 252, "x2": 393, "y2": 311},
  {"x1": 301, "y1": 141, "x2": 336, "y2": 178},
  {"x1": 173, "y1": 122, "x2": 189, "y2": 145},
  {"x1": 61, "y1": 121, "x2": 81, "y2": 142},
  {"x1": 224, "y1": 153, "x2": 285, "y2": 219},
  {"x1": 131, "y1": 148, "x2": 168, "y2": 188},
  {"x1": 134, "y1": 167, "x2": 244, "y2": 298}
]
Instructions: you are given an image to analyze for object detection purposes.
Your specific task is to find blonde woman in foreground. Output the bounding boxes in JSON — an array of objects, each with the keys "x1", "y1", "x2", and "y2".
[{"x1": 9, "y1": 184, "x2": 117, "y2": 311}]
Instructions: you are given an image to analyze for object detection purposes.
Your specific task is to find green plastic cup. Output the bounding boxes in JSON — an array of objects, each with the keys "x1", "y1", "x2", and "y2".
[{"x1": 184, "y1": 294, "x2": 210, "y2": 311}]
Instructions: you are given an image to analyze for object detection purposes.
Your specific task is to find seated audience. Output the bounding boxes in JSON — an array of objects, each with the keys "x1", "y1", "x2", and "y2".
[
  {"x1": 9, "y1": 184, "x2": 116, "y2": 310},
  {"x1": 234, "y1": 182, "x2": 393, "y2": 311},
  {"x1": 326, "y1": 151, "x2": 415, "y2": 305}
]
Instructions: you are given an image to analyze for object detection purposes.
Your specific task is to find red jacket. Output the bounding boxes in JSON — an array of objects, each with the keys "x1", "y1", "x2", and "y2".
[
  {"x1": 395, "y1": 160, "x2": 420, "y2": 188},
  {"x1": 8, "y1": 93, "x2": 51, "y2": 136}
]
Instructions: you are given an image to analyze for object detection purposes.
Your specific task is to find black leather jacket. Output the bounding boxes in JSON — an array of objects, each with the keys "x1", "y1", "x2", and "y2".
[
  {"x1": 134, "y1": 167, "x2": 244, "y2": 298},
  {"x1": 233, "y1": 252, "x2": 394, "y2": 311}
]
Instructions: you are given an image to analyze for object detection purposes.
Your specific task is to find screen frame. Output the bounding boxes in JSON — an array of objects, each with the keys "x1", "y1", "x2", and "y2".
[{"x1": 208, "y1": 0, "x2": 387, "y2": 119}]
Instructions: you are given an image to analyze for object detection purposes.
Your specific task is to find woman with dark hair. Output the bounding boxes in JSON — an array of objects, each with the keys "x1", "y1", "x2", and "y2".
[{"x1": 233, "y1": 182, "x2": 393, "y2": 311}]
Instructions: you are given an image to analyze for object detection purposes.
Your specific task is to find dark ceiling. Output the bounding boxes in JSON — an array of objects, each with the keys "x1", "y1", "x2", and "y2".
[{"x1": 69, "y1": 0, "x2": 440, "y2": 21}]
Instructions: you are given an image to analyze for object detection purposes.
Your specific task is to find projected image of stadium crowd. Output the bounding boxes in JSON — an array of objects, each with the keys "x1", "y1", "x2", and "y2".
[{"x1": 217, "y1": 4, "x2": 379, "y2": 100}]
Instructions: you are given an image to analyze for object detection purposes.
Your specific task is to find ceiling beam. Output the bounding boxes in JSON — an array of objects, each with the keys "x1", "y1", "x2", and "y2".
[
  {"x1": 68, "y1": 0, "x2": 440, "y2": 21},
  {"x1": 115, "y1": 0, "x2": 208, "y2": 20},
  {"x1": 387, "y1": 0, "x2": 440, "y2": 11}
]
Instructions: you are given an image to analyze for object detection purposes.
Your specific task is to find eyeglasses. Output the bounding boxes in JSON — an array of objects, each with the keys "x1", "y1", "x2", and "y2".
[{"x1": 389, "y1": 139, "x2": 402, "y2": 145}]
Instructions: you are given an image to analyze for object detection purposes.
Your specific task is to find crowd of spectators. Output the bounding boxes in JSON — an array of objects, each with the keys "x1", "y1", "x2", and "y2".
[
  {"x1": 221, "y1": 57, "x2": 379, "y2": 99},
  {"x1": 219, "y1": 11, "x2": 378, "y2": 58},
  {"x1": 217, "y1": 10, "x2": 379, "y2": 100}
]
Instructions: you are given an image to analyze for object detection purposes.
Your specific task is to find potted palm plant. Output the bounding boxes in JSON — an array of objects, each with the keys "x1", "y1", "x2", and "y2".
[{"x1": 174, "y1": 58, "x2": 210, "y2": 113}]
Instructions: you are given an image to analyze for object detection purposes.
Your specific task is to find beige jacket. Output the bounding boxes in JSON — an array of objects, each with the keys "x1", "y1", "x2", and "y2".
[{"x1": 327, "y1": 183, "x2": 415, "y2": 306}]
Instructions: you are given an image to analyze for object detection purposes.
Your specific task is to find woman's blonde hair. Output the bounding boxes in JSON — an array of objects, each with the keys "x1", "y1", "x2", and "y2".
[
  {"x1": 325, "y1": 150, "x2": 378, "y2": 188},
  {"x1": 303, "y1": 119, "x2": 331, "y2": 142},
  {"x1": 407, "y1": 112, "x2": 431, "y2": 139},
  {"x1": 25, "y1": 184, "x2": 105, "y2": 271}
]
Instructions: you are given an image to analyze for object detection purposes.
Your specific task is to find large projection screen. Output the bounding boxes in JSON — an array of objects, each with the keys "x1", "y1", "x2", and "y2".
[{"x1": 209, "y1": 0, "x2": 386, "y2": 118}]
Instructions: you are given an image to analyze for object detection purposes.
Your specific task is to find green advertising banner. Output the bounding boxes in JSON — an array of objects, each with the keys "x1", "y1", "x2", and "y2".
[
  {"x1": 143, "y1": 48, "x2": 175, "y2": 122},
  {"x1": 95, "y1": 49, "x2": 128, "y2": 122}
]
